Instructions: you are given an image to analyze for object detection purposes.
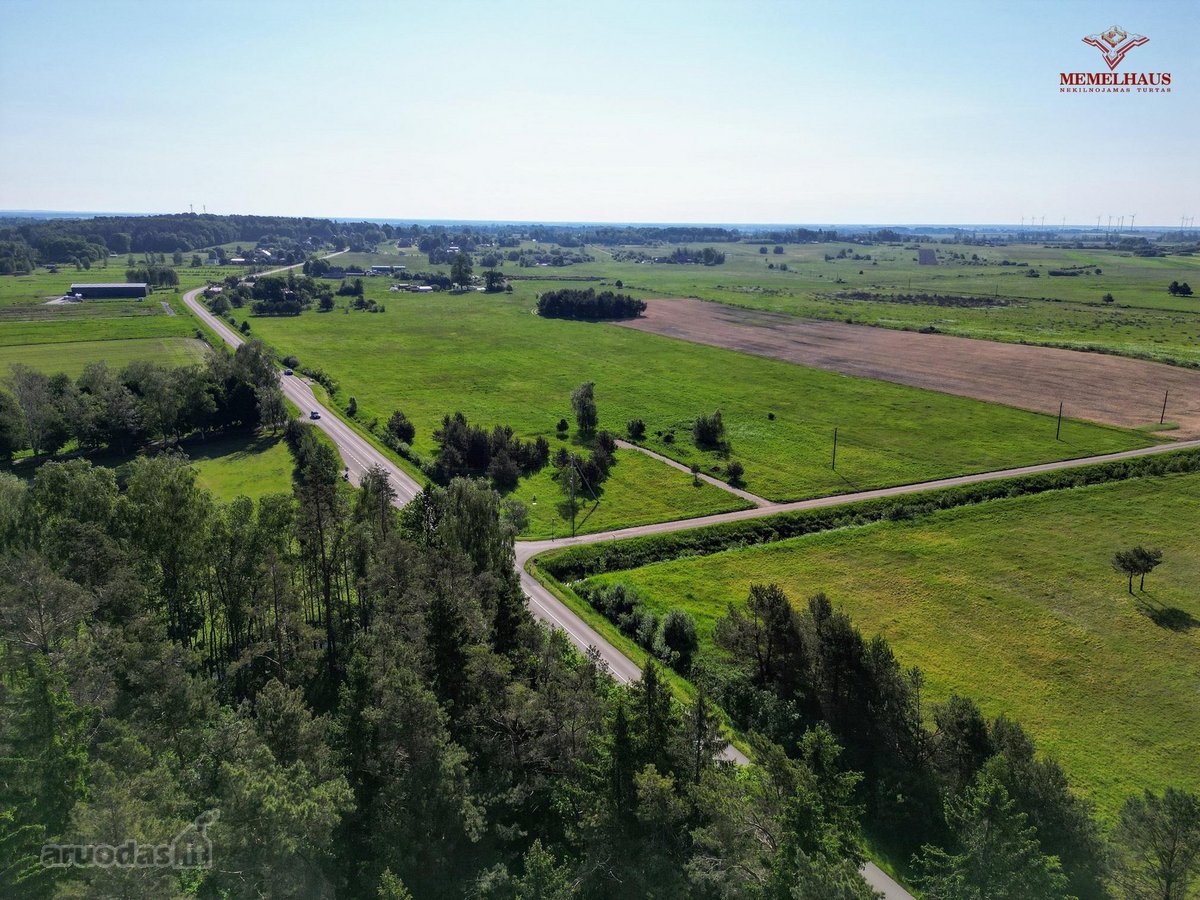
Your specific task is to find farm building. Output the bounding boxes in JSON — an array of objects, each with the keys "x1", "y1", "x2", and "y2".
[
  {"x1": 370, "y1": 264, "x2": 407, "y2": 274},
  {"x1": 69, "y1": 282, "x2": 149, "y2": 299}
]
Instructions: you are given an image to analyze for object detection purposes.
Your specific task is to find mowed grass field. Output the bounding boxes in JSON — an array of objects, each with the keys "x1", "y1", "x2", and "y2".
[
  {"x1": 187, "y1": 432, "x2": 294, "y2": 501},
  {"x1": 240, "y1": 282, "x2": 1152, "y2": 506},
  {"x1": 0, "y1": 337, "x2": 209, "y2": 380},
  {"x1": 579, "y1": 472, "x2": 1200, "y2": 817}
]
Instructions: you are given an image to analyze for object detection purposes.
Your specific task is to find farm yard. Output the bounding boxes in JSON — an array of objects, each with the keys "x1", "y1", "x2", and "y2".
[{"x1": 575, "y1": 470, "x2": 1200, "y2": 817}]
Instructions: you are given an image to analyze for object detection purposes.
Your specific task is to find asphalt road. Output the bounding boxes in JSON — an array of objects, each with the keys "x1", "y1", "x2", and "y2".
[{"x1": 181, "y1": 265, "x2": 1200, "y2": 900}]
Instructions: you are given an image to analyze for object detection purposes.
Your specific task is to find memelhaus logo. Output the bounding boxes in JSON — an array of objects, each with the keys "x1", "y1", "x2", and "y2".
[{"x1": 1060, "y1": 25, "x2": 1171, "y2": 94}]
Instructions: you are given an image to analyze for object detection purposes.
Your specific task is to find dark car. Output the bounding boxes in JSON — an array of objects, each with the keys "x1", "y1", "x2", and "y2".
[{"x1": 310, "y1": 410, "x2": 321, "y2": 420}]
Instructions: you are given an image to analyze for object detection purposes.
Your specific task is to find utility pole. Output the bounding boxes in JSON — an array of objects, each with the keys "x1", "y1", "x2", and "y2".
[
  {"x1": 831, "y1": 427, "x2": 838, "y2": 470},
  {"x1": 1056, "y1": 401, "x2": 1064, "y2": 441},
  {"x1": 1161, "y1": 390, "x2": 1169, "y2": 425},
  {"x1": 567, "y1": 466, "x2": 577, "y2": 537}
]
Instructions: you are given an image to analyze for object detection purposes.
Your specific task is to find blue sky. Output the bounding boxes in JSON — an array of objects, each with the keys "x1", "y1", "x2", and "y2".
[{"x1": 1, "y1": 0, "x2": 1196, "y2": 224}]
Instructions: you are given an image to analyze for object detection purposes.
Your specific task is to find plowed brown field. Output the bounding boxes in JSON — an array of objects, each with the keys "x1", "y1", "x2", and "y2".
[{"x1": 616, "y1": 298, "x2": 1200, "y2": 437}]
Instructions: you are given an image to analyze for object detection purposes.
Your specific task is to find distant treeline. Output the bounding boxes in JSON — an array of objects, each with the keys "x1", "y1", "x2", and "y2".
[
  {"x1": 0, "y1": 214, "x2": 399, "y2": 270},
  {"x1": 665, "y1": 246, "x2": 726, "y2": 265},
  {"x1": 536, "y1": 287, "x2": 647, "y2": 320}
]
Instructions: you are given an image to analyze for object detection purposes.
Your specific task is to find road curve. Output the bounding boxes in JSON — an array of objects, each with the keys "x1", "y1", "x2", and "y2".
[
  {"x1": 515, "y1": 436, "x2": 1200, "y2": 565},
  {"x1": 182, "y1": 264, "x2": 421, "y2": 505},
  {"x1": 173, "y1": 264, "x2": 1200, "y2": 899}
]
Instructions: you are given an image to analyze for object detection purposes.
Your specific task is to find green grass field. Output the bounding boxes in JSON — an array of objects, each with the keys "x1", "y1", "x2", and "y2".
[
  {"x1": 511, "y1": 448, "x2": 750, "y2": 538},
  {"x1": 0, "y1": 263, "x2": 244, "y2": 373},
  {"x1": 238, "y1": 282, "x2": 1151, "y2": 509},
  {"x1": 579, "y1": 472, "x2": 1200, "y2": 817},
  {"x1": 187, "y1": 431, "x2": 295, "y2": 501},
  {"x1": 0, "y1": 336, "x2": 209, "y2": 380}
]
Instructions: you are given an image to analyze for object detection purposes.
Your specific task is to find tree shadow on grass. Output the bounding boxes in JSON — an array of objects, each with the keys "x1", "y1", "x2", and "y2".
[{"x1": 1135, "y1": 596, "x2": 1199, "y2": 632}]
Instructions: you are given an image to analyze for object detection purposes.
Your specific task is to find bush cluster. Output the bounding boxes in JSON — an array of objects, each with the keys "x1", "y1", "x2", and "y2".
[
  {"x1": 536, "y1": 288, "x2": 647, "y2": 320},
  {"x1": 575, "y1": 582, "x2": 699, "y2": 672}
]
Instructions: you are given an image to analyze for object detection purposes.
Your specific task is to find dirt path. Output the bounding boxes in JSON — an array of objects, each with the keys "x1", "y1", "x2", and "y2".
[
  {"x1": 615, "y1": 438, "x2": 774, "y2": 507},
  {"x1": 617, "y1": 299, "x2": 1200, "y2": 438}
]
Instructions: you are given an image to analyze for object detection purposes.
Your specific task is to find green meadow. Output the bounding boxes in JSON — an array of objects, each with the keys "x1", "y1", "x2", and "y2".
[
  {"x1": 0, "y1": 337, "x2": 208, "y2": 381},
  {"x1": 187, "y1": 431, "x2": 295, "y2": 501},
  {"x1": 579, "y1": 472, "x2": 1200, "y2": 817},
  {"x1": 239, "y1": 282, "x2": 1151, "y2": 509},
  {"x1": 511, "y1": 448, "x2": 751, "y2": 538}
]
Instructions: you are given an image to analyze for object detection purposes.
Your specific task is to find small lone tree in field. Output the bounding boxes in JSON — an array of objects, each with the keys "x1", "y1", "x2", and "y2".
[
  {"x1": 690, "y1": 463, "x2": 701, "y2": 486},
  {"x1": 1112, "y1": 549, "x2": 1140, "y2": 594},
  {"x1": 1112, "y1": 545, "x2": 1164, "y2": 593},
  {"x1": 626, "y1": 418, "x2": 646, "y2": 441},
  {"x1": 726, "y1": 460, "x2": 745, "y2": 486},
  {"x1": 1135, "y1": 546, "x2": 1164, "y2": 590},
  {"x1": 555, "y1": 417, "x2": 569, "y2": 438},
  {"x1": 571, "y1": 382, "x2": 598, "y2": 436}
]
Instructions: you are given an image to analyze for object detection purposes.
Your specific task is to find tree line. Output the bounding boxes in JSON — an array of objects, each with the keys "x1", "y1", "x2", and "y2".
[
  {"x1": 575, "y1": 579, "x2": 1200, "y2": 898},
  {"x1": 0, "y1": 341, "x2": 285, "y2": 461},
  {"x1": 536, "y1": 288, "x2": 647, "y2": 320},
  {"x1": 0, "y1": 448, "x2": 894, "y2": 898}
]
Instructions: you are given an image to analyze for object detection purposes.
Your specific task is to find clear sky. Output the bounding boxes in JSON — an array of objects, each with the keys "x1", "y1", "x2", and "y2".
[{"x1": 1, "y1": 0, "x2": 1196, "y2": 225}]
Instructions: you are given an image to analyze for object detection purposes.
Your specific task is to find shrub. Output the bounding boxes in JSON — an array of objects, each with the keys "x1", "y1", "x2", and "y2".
[
  {"x1": 656, "y1": 610, "x2": 699, "y2": 671},
  {"x1": 627, "y1": 418, "x2": 646, "y2": 441},
  {"x1": 726, "y1": 460, "x2": 745, "y2": 485},
  {"x1": 387, "y1": 410, "x2": 416, "y2": 445},
  {"x1": 693, "y1": 410, "x2": 726, "y2": 450}
]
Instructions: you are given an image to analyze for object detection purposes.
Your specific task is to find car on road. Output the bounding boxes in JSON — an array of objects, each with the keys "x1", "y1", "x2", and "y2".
[
  {"x1": 310, "y1": 410, "x2": 321, "y2": 420},
  {"x1": 284, "y1": 369, "x2": 294, "y2": 376}
]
